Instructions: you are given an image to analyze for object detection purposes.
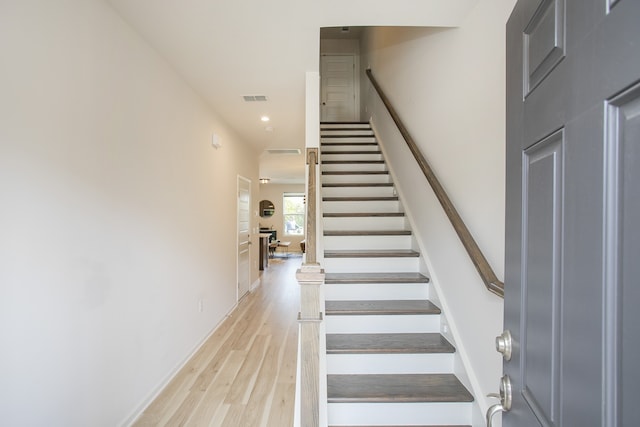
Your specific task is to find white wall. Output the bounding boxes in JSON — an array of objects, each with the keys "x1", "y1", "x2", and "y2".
[
  {"x1": 0, "y1": 1, "x2": 259, "y2": 426},
  {"x1": 360, "y1": 0, "x2": 516, "y2": 420},
  {"x1": 258, "y1": 184, "x2": 306, "y2": 253}
]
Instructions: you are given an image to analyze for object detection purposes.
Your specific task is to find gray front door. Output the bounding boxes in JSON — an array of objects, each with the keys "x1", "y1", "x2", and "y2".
[{"x1": 505, "y1": 1, "x2": 640, "y2": 426}]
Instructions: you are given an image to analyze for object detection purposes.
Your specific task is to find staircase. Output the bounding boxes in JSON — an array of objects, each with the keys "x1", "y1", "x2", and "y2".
[{"x1": 320, "y1": 122, "x2": 474, "y2": 426}]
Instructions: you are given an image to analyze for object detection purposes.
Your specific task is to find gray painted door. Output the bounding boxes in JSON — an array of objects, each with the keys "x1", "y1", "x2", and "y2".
[{"x1": 505, "y1": 1, "x2": 640, "y2": 426}]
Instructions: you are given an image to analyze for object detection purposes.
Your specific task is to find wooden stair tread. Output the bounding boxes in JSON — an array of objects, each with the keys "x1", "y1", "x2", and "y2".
[
  {"x1": 322, "y1": 170, "x2": 389, "y2": 175},
  {"x1": 323, "y1": 160, "x2": 385, "y2": 164},
  {"x1": 321, "y1": 142, "x2": 378, "y2": 146},
  {"x1": 323, "y1": 196, "x2": 398, "y2": 201},
  {"x1": 329, "y1": 425, "x2": 470, "y2": 427},
  {"x1": 325, "y1": 250, "x2": 419, "y2": 258},
  {"x1": 325, "y1": 300, "x2": 440, "y2": 315},
  {"x1": 321, "y1": 134, "x2": 374, "y2": 138},
  {"x1": 324, "y1": 212, "x2": 404, "y2": 217},
  {"x1": 327, "y1": 333, "x2": 455, "y2": 354},
  {"x1": 324, "y1": 272, "x2": 428, "y2": 283},
  {"x1": 321, "y1": 121, "x2": 370, "y2": 124},
  {"x1": 324, "y1": 230, "x2": 411, "y2": 236},
  {"x1": 322, "y1": 150, "x2": 382, "y2": 155},
  {"x1": 323, "y1": 183, "x2": 394, "y2": 187},
  {"x1": 327, "y1": 374, "x2": 474, "y2": 403}
]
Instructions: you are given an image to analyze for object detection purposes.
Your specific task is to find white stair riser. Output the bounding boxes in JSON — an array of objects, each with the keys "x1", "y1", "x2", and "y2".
[
  {"x1": 323, "y1": 216, "x2": 406, "y2": 231},
  {"x1": 325, "y1": 314, "x2": 440, "y2": 334},
  {"x1": 324, "y1": 283, "x2": 429, "y2": 301},
  {"x1": 322, "y1": 186, "x2": 396, "y2": 198},
  {"x1": 322, "y1": 174, "x2": 391, "y2": 184},
  {"x1": 321, "y1": 136, "x2": 376, "y2": 143},
  {"x1": 323, "y1": 235, "x2": 412, "y2": 251},
  {"x1": 320, "y1": 129, "x2": 373, "y2": 137},
  {"x1": 328, "y1": 402, "x2": 472, "y2": 426},
  {"x1": 320, "y1": 143, "x2": 378, "y2": 152},
  {"x1": 321, "y1": 123, "x2": 371, "y2": 129},
  {"x1": 321, "y1": 153, "x2": 383, "y2": 161},
  {"x1": 322, "y1": 200, "x2": 401, "y2": 213},
  {"x1": 327, "y1": 353, "x2": 454, "y2": 374},
  {"x1": 322, "y1": 163, "x2": 387, "y2": 172},
  {"x1": 323, "y1": 257, "x2": 419, "y2": 273}
]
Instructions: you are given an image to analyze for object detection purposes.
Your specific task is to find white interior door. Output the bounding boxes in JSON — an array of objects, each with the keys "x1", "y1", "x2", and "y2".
[
  {"x1": 321, "y1": 55, "x2": 358, "y2": 122},
  {"x1": 237, "y1": 176, "x2": 251, "y2": 299}
]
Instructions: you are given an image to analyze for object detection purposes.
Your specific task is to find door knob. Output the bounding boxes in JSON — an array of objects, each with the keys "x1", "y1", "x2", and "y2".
[
  {"x1": 495, "y1": 330, "x2": 512, "y2": 361},
  {"x1": 486, "y1": 375, "x2": 512, "y2": 427}
]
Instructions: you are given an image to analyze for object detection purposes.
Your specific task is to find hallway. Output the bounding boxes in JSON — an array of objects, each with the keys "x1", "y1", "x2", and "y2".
[{"x1": 133, "y1": 257, "x2": 301, "y2": 426}]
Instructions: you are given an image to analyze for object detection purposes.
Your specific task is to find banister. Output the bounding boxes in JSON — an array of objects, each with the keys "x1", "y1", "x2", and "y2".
[
  {"x1": 366, "y1": 69, "x2": 504, "y2": 298},
  {"x1": 295, "y1": 146, "x2": 324, "y2": 426},
  {"x1": 305, "y1": 148, "x2": 319, "y2": 264}
]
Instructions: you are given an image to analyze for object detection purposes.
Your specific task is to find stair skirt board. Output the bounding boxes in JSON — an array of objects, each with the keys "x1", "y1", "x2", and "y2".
[{"x1": 320, "y1": 121, "x2": 474, "y2": 426}]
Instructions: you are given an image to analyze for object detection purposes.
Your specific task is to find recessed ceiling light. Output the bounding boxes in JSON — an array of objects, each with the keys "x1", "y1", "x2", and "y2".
[{"x1": 261, "y1": 116, "x2": 270, "y2": 122}]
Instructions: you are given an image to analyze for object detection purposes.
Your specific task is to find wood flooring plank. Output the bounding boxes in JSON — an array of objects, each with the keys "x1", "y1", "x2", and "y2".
[
  {"x1": 220, "y1": 404, "x2": 245, "y2": 426},
  {"x1": 237, "y1": 342, "x2": 280, "y2": 426},
  {"x1": 184, "y1": 350, "x2": 247, "y2": 427},
  {"x1": 266, "y1": 382, "x2": 297, "y2": 427},
  {"x1": 224, "y1": 334, "x2": 271, "y2": 404}
]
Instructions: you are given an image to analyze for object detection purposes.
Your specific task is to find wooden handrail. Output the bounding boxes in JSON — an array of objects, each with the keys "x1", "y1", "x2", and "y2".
[{"x1": 366, "y1": 69, "x2": 504, "y2": 297}]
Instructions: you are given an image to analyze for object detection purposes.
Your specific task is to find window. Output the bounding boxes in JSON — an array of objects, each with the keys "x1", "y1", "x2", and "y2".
[{"x1": 283, "y1": 193, "x2": 304, "y2": 235}]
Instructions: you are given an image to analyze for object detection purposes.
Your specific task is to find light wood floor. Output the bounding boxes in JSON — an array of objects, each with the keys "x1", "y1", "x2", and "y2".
[{"x1": 133, "y1": 256, "x2": 301, "y2": 427}]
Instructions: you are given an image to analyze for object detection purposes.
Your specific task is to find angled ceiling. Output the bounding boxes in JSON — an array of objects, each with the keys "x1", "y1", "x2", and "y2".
[{"x1": 107, "y1": 0, "x2": 477, "y2": 183}]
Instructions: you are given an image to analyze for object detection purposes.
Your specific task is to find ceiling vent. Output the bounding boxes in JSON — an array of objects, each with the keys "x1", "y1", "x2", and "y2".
[
  {"x1": 243, "y1": 95, "x2": 268, "y2": 102},
  {"x1": 265, "y1": 149, "x2": 301, "y2": 155}
]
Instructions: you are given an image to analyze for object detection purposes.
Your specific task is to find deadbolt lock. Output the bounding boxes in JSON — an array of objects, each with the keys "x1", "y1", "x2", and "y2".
[{"x1": 496, "y1": 329, "x2": 512, "y2": 361}]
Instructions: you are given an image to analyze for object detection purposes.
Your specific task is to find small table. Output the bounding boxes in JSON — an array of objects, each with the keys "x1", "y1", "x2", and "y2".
[{"x1": 269, "y1": 241, "x2": 291, "y2": 258}]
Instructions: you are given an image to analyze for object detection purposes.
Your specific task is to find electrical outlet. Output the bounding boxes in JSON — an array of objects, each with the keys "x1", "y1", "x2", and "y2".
[{"x1": 198, "y1": 298, "x2": 203, "y2": 313}]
